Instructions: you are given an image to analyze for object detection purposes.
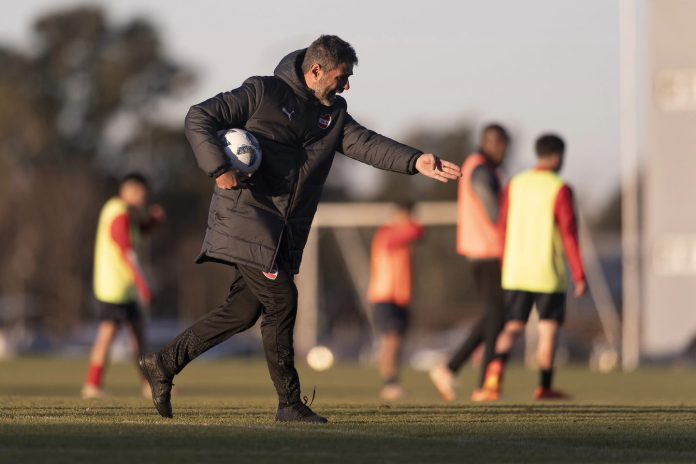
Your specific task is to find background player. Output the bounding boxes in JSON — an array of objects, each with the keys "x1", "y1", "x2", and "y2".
[
  {"x1": 479, "y1": 134, "x2": 586, "y2": 401},
  {"x1": 367, "y1": 202, "x2": 424, "y2": 401},
  {"x1": 82, "y1": 173, "x2": 164, "y2": 399},
  {"x1": 430, "y1": 124, "x2": 509, "y2": 402}
]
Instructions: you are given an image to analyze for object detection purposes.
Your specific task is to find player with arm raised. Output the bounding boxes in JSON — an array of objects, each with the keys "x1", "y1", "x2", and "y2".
[
  {"x1": 82, "y1": 173, "x2": 165, "y2": 399},
  {"x1": 138, "y1": 35, "x2": 460, "y2": 423}
]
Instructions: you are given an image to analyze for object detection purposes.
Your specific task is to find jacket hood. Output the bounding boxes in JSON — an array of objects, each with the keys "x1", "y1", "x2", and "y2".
[{"x1": 274, "y1": 49, "x2": 315, "y2": 101}]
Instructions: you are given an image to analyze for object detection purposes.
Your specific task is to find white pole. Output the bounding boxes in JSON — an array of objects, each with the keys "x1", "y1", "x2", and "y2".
[
  {"x1": 620, "y1": 0, "x2": 641, "y2": 371},
  {"x1": 296, "y1": 227, "x2": 319, "y2": 355},
  {"x1": 332, "y1": 227, "x2": 376, "y2": 335},
  {"x1": 579, "y1": 211, "x2": 622, "y2": 350}
]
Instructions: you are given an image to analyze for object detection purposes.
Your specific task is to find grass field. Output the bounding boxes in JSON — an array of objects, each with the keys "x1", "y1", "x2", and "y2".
[{"x1": 1, "y1": 357, "x2": 696, "y2": 463}]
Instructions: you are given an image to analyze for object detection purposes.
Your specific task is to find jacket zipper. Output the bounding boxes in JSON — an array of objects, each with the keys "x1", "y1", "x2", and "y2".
[
  {"x1": 268, "y1": 169, "x2": 300, "y2": 273},
  {"x1": 268, "y1": 102, "x2": 319, "y2": 273}
]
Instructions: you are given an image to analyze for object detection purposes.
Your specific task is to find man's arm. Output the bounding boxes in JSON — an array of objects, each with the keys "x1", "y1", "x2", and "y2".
[
  {"x1": 471, "y1": 165, "x2": 501, "y2": 223},
  {"x1": 184, "y1": 77, "x2": 261, "y2": 180},
  {"x1": 111, "y1": 214, "x2": 151, "y2": 305},
  {"x1": 339, "y1": 114, "x2": 422, "y2": 174},
  {"x1": 340, "y1": 114, "x2": 460, "y2": 182},
  {"x1": 554, "y1": 185, "x2": 586, "y2": 296}
]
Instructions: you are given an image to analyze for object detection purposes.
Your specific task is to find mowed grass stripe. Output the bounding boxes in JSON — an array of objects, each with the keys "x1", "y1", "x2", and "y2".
[{"x1": 1, "y1": 357, "x2": 695, "y2": 463}]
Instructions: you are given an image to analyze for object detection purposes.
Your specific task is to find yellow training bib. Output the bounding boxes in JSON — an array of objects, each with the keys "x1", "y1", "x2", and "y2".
[
  {"x1": 502, "y1": 170, "x2": 567, "y2": 293},
  {"x1": 93, "y1": 198, "x2": 140, "y2": 303}
]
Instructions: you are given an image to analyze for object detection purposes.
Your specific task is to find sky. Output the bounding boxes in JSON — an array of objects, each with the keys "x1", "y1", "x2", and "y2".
[{"x1": 0, "y1": 0, "x2": 630, "y2": 213}]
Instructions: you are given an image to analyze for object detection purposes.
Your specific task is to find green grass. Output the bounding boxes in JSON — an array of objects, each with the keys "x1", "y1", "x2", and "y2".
[{"x1": 1, "y1": 357, "x2": 696, "y2": 463}]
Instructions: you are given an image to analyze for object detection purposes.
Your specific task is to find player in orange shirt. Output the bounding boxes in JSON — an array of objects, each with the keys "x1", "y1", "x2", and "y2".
[
  {"x1": 367, "y1": 202, "x2": 424, "y2": 401},
  {"x1": 430, "y1": 124, "x2": 509, "y2": 402}
]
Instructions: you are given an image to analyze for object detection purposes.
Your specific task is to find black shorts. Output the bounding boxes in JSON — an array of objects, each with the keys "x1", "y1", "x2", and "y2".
[
  {"x1": 97, "y1": 301, "x2": 142, "y2": 325},
  {"x1": 504, "y1": 290, "x2": 566, "y2": 324},
  {"x1": 373, "y1": 303, "x2": 410, "y2": 335}
]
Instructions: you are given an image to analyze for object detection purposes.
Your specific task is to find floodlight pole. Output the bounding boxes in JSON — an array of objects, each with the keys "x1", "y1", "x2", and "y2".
[{"x1": 620, "y1": 0, "x2": 641, "y2": 372}]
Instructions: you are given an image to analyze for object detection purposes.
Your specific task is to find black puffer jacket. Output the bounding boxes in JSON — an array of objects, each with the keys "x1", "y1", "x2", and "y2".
[{"x1": 185, "y1": 49, "x2": 422, "y2": 274}]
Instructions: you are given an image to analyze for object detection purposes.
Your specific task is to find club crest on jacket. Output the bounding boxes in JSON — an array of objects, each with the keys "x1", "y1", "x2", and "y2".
[{"x1": 318, "y1": 114, "x2": 332, "y2": 129}]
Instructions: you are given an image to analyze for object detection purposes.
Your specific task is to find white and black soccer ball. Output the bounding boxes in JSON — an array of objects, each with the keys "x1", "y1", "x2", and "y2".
[{"x1": 218, "y1": 128, "x2": 262, "y2": 175}]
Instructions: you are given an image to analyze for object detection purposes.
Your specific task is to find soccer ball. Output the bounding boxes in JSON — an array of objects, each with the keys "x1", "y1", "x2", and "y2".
[
  {"x1": 218, "y1": 128, "x2": 262, "y2": 175},
  {"x1": 306, "y1": 346, "x2": 335, "y2": 371}
]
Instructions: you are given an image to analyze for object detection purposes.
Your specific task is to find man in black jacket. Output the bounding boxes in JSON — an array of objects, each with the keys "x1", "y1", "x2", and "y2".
[{"x1": 139, "y1": 35, "x2": 460, "y2": 423}]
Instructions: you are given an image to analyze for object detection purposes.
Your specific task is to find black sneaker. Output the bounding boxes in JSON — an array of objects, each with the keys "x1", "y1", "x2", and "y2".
[
  {"x1": 275, "y1": 403, "x2": 328, "y2": 424},
  {"x1": 138, "y1": 353, "x2": 173, "y2": 419}
]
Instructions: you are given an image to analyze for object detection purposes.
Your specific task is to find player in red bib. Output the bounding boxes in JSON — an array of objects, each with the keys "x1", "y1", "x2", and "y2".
[{"x1": 367, "y1": 202, "x2": 424, "y2": 400}]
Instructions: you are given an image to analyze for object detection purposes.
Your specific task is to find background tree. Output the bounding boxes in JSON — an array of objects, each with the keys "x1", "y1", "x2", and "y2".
[{"x1": 0, "y1": 6, "x2": 218, "y2": 340}]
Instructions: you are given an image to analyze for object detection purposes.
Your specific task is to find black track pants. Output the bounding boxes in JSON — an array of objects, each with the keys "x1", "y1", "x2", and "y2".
[
  {"x1": 159, "y1": 263, "x2": 301, "y2": 406},
  {"x1": 447, "y1": 259, "x2": 506, "y2": 388}
]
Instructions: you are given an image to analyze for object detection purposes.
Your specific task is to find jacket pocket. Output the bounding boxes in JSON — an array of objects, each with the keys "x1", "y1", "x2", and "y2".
[{"x1": 216, "y1": 188, "x2": 243, "y2": 212}]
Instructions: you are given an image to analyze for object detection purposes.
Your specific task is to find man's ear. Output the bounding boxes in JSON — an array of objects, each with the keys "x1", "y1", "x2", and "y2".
[{"x1": 310, "y1": 63, "x2": 322, "y2": 80}]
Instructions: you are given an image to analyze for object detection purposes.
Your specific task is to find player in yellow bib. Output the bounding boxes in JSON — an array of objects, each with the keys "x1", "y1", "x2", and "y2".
[
  {"x1": 81, "y1": 174, "x2": 165, "y2": 399},
  {"x1": 480, "y1": 134, "x2": 586, "y2": 401}
]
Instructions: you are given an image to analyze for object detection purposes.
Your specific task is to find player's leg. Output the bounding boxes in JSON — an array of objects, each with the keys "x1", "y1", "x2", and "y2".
[
  {"x1": 82, "y1": 318, "x2": 118, "y2": 398},
  {"x1": 492, "y1": 291, "x2": 530, "y2": 358},
  {"x1": 379, "y1": 331, "x2": 404, "y2": 400},
  {"x1": 124, "y1": 304, "x2": 151, "y2": 397},
  {"x1": 235, "y1": 264, "x2": 326, "y2": 423},
  {"x1": 125, "y1": 304, "x2": 146, "y2": 361},
  {"x1": 479, "y1": 291, "x2": 533, "y2": 399},
  {"x1": 430, "y1": 317, "x2": 484, "y2": 401},
  {"x1": 140, "y1": 267, "x2": 262, "y2": 418},
  {"x1": 430, "y1": 262, "x2": 487, "y2": 401},
  {"x1": 446, "y1": 318, "x2": 485, "y2": 372},
  {"x1": 494, "y1": 320, "x2": 525, "y2": 354},
  {"x1": 373, "y1": 303, "x2": 409, "y2": 401},
  {"x1": 83, "y1": 301, "x2": 128, "y2": 398},
  {"x1": 162, "y1": 268, "x2": 261, "y2": 371},
  {"x1": 533, "y1": 292, "x2": 569, "y2": 400},
  {"x1": 471, "y1": 260, "x2": 506, "y2": 399},
  {"x1": 537, "y1": 319, "x2": 558, "y2": 370},
  {"x1": 477, "y1": 319, "x2": 524, "y2": 397}
]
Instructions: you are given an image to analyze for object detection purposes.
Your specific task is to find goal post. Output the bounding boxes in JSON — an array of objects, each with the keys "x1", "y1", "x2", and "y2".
[{"x1": 294, "y1": 201, "x2": 623, "y2": 364}]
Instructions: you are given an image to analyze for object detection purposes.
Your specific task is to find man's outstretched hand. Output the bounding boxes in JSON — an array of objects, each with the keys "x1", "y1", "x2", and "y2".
[{"x1": 415, "y1": 154, "x2": 461, "y2": 183}]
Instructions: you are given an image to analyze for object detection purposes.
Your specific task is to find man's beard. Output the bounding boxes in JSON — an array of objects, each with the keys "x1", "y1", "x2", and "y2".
[{"x1": 311, "y1": 83, "x2": 336, "y2": 106}]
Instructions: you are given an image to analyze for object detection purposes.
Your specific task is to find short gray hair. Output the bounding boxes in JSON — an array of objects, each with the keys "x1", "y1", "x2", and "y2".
[{"x1": 301, "y1": 35, "x2": 358, "y2": 73}]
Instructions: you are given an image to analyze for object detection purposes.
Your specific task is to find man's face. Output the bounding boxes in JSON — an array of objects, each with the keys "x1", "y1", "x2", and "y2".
[
  {"x1": 481, "y1": 130, "x2": 508, "y2": 166},
  {"x1": 550, "y1": 153, "x2": 565, "y2": 172},
  {"x1": 120, "y1": 182, "x2": 149, "y2": 210},
  {"x1": 307, "y1": 62, "x2": 353, "y2": 106}
]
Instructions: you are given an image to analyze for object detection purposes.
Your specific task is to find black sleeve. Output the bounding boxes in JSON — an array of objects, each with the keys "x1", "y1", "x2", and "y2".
[
  {"x1": 471, "y1": 165, "x2": 501, "y2": 223},
  {"x1": 184, "y1": 77, "x2": 262, "y2": 177},
  {"x1": 339, "y1": 113, "x2": 422, "y2": 175}
]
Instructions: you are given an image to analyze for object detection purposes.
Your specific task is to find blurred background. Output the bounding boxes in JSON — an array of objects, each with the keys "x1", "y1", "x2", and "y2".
[{"x1": 0, "y1": 0, "x2": 693, "y2": 373}]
